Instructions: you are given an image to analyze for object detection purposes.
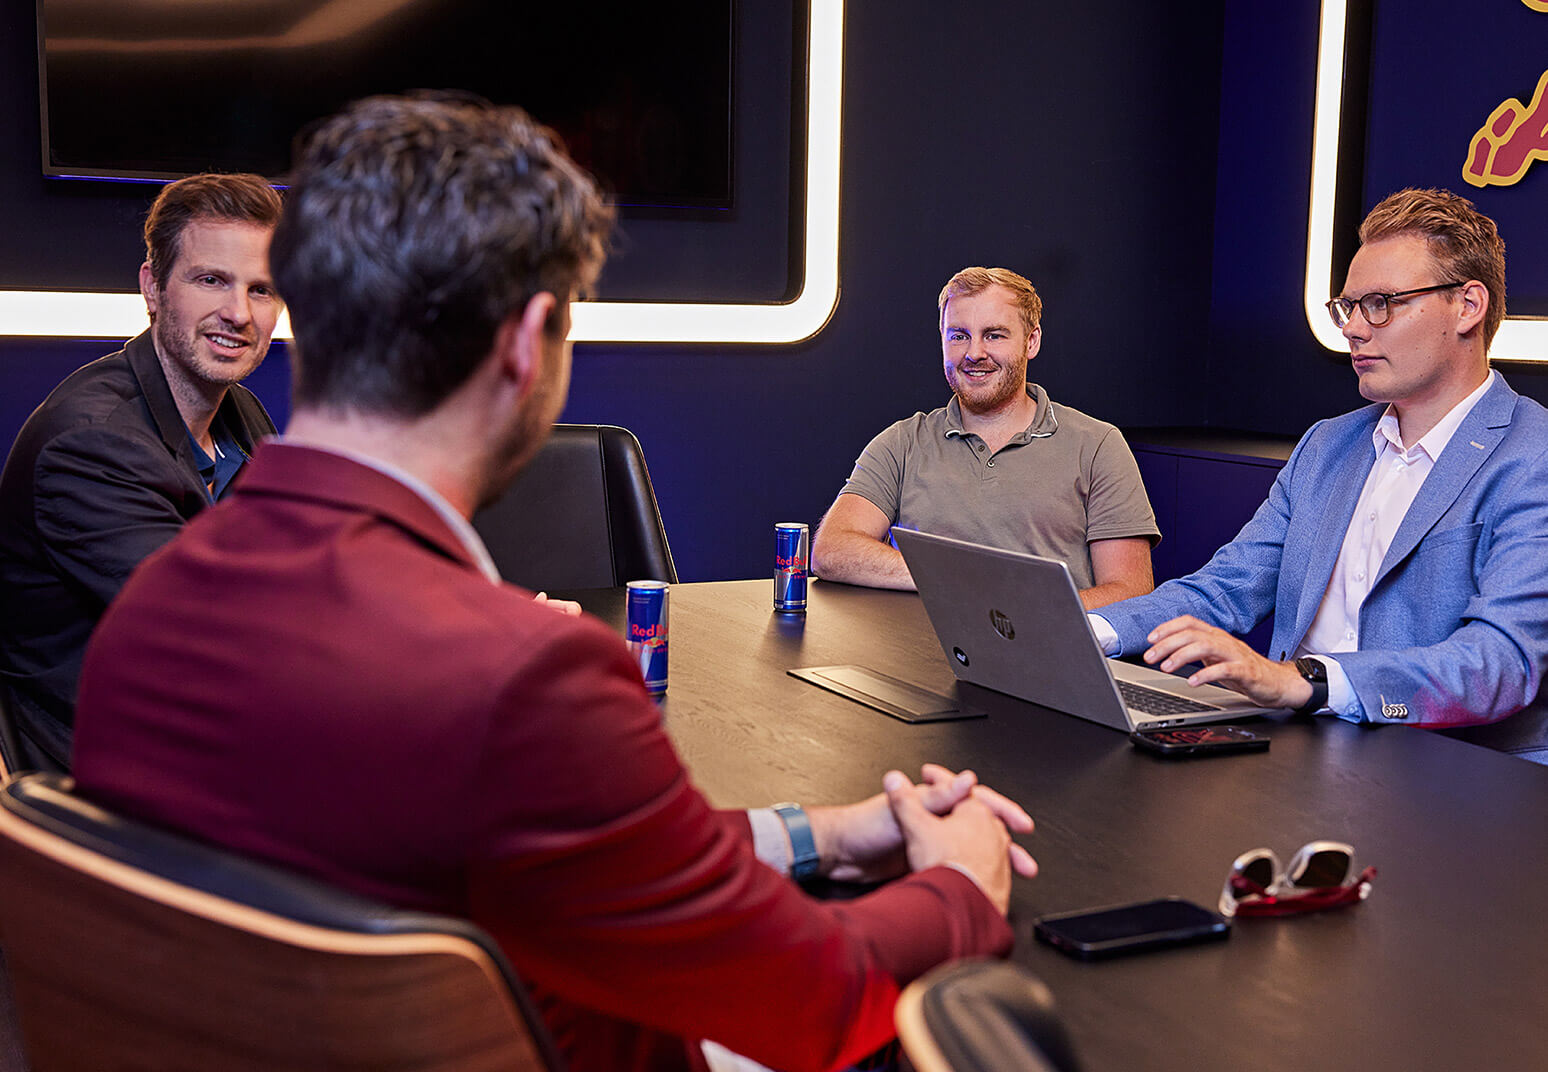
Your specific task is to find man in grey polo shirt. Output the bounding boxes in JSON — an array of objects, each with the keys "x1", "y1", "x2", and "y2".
[{"x1": 812, "y1": 266, "x2": 1157, "y2": 608}]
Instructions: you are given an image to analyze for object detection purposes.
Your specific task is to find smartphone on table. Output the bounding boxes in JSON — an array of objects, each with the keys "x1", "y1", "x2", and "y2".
[
  {"x1": 1034, "y1": 897, "x2": 1230, "y2": 960},
  {"x1": 1130, "y1": 725, "x2": 1268, "y2": 757}
]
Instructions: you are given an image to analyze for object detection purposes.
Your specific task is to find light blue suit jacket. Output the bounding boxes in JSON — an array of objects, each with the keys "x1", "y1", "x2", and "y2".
[{"x1": 1101, "y1": 374, "x2": 1548, "y2": 756}]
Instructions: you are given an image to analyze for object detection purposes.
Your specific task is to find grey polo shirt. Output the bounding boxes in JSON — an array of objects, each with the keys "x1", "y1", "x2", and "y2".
[{"x1": 836, "y1": 383, "x2": 1159, "y2": 589}]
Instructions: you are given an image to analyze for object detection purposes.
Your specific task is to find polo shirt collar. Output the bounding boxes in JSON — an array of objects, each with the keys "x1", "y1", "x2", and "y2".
[
  {"x1": 186, "y1": 415, "x2": 245, "y2": 502},
  {"x1": 944, "y1": 383, "x2": 1056, "y2": 443}
]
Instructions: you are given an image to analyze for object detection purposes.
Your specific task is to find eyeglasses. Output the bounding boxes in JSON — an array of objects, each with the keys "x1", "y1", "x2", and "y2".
[
  {"x1": 1218, "y1": 841, "x2": 1376, "y2": 918},
  {"x1": 1325, "y1": 282, "x2": 1464, "y2": 328}
]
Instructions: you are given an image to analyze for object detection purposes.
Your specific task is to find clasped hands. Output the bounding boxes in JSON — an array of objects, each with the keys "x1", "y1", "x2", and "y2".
[
  {"x1": 1141, "y1": 614, "x2": 1313, "y2": 710},
  {"x1": 806, "y1": 763, "x2": 1037, "y2": 915}
]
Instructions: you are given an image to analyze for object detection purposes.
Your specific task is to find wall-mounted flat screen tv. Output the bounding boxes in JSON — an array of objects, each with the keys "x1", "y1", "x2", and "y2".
[{"x1": 36, "y1": 0, "x2": 734, "y2": 211}]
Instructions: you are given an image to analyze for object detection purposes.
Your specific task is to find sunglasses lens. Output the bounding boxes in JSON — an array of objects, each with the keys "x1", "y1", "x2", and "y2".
[
  {"x1": 1292, "y1": 848, "x2": 1351, "y2": 889},
  {"x1": 1240, "y1": 856, "x2": 1275, "y2": 891}
]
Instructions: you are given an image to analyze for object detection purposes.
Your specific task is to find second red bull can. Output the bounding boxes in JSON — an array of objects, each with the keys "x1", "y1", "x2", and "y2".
[
  {"x1": 774, "y1": 522, "x2": 809, "y2": 612},
  {"x1": 626, "y1": 580, "x2": 669, "y2": 694}
]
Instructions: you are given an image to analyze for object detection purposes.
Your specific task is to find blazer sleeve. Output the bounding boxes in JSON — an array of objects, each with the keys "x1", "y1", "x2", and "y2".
[
  {"x1": 1097, "y1": 426, "x2": 1318, "y2": 654},
  {"x1": 465, "y1": 621, "x2": 1011, "y2": 1072},
  {"x1": 31, "y1": 424, "x2": 208, "y2": 609}
]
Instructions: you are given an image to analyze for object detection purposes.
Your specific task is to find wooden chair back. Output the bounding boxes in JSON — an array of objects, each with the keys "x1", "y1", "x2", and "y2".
[{"x1": 0, "y1": 773, "x2": 559, "y2": 1071}]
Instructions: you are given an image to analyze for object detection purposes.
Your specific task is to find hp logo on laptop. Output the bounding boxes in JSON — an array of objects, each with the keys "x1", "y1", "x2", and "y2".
[{"x1": 989, "y1": 608, "x2": 1015, "y2": 640}]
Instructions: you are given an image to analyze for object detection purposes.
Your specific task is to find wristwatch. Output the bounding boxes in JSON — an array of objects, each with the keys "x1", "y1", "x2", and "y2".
[
  {"x1": 771, "y1": 802, "x2": 821, "y2": 881},
  {"x1": 1292, "y1": 657, "x2": 1329, "y2": 716}
]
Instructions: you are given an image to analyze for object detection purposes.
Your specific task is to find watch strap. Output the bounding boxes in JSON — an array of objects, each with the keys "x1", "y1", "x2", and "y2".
[
  {"x1": 771, "y1": 802, "x2": 821, "y2": 881},
  {"x1": 1292, "y1": 657, "x2": 1329, "y2": 716}
]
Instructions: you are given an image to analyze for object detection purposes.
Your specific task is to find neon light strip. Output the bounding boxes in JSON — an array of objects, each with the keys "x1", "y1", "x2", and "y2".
[
  {"x1": 1304, "y1": 0, "x2": 1351, "y2": 354},
  {"x1": 1306, "y1": 0, "x2": 1548, "y2": 362},
  {"x1": 0, "y1": 0, "x2": 844, "y2": 346}
]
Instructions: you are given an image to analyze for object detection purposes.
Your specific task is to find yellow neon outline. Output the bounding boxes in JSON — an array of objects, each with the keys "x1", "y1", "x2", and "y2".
[
  {"x1": 0, "y1": 0, "x2": 844, "y2": 345},
  {"x1": 1305, "y1": 0, "x2": 1548, "y2": 362},
  {"x1": 1463, "y1": 69, "x2": 1548, "y2": 189}
]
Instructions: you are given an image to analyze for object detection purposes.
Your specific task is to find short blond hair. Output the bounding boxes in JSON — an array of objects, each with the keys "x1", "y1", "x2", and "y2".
[
  {"x1": 937, "y1": 267, "x2": 1042, "y2": 335},
  {"x1": 1359, "y1": 188, "x2": 1506, "y2": 349}
]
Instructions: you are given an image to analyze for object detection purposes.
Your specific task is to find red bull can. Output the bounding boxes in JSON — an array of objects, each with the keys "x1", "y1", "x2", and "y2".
[
  {"x1": 626, "y1": 580, "x2": 669, "y2": 694},
  {"x1": 774, "y1": 522, "x2": 809, "y2": 612}
]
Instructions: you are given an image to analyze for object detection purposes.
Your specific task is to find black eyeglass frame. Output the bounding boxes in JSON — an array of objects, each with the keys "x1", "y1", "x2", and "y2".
[{"x1": 1325, "y1": 281, "x2": 1466, "y2": 328}]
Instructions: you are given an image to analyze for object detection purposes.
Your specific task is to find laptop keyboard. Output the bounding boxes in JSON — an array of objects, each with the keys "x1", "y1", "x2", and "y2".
[{"x1": 1117, "y1": 679, "x2": 1223, "y2": 716}]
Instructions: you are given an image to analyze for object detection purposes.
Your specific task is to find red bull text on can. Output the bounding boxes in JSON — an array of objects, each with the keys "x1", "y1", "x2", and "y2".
[
  {"x1": 774, "y1": 522, "x2": 809, "y2": 612},
  {"x1": 626, "y1": 580, "x2": 669, "y2": 694}
]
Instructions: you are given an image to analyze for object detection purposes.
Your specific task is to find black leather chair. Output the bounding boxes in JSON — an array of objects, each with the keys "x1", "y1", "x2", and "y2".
[
  {"x1": 0, "y1": 685, "x2": 21, "y2": 784},
  {"x1": 895, "y1": 960, "x2": 1081, "y2": 1072},
  {"x1": 0, "y1": 773, "x2": 562, "y2": 1071},
  {"x1": 473, "y1": 424, "x2": 678, "y2": 590}
]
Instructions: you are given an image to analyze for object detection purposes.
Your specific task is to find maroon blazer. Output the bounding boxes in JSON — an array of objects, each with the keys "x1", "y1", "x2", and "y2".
[{"x1": 73, "y1": 443, "x2": 1011, "y2": 1072}]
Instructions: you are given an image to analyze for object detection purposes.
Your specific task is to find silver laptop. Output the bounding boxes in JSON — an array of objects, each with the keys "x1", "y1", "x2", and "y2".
[{"x1": 893, "y1": 528, "x2": 1286, "y2": 731}]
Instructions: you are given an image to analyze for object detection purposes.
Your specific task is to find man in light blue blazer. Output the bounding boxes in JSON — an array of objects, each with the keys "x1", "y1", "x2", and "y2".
[{"x1": 1094, "y1": 188, "x2": 1548, "y2": 761}]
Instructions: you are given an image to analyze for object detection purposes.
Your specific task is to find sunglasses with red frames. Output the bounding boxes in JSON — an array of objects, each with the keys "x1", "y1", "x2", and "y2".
[{"x1": 1218, "y1": 840, "x2": 1377, "y2": 918}]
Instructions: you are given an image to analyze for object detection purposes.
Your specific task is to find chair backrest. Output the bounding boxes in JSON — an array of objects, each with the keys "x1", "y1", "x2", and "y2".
[
  {"x1": 895, "y1": 960, "x2": 1080, "y2": 1072},
  {"x1": 0, "y1": 773, "x2": 562, "y2": 1072},
  {"x1": 473, "y1": 424, "x2": 677, "y2": 590}
]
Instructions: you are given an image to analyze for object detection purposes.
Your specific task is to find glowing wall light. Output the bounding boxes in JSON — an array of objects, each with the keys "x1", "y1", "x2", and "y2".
[
  {"x1": 0, "y1": 0, "x2": 844, "y2": 346},
  {"x1": 1306, "y1": 0, "x2": 1548, "y2": 362}
]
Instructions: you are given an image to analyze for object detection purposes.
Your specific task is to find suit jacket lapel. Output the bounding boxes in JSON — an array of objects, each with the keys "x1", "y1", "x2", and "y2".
[
  {"x1": 1372, "y1": 375, "x2": 1515, "y2": 589},
  {"x1": 1288, "y1": 423, "x2": 1377, "y2": 643},
  {"x1": 124, "y1": 330, "x2": 198, "y2": 465}
]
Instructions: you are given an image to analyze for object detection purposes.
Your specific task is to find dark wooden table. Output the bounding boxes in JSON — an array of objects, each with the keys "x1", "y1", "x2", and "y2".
[{"x1": 568, "y1": 578, "x2": 1548, "y2": 1072}]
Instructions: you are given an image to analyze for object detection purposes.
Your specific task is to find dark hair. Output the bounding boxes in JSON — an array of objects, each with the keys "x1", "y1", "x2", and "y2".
[
  {"x1": 143, "y1": 173, "x2": 282, "y2": 290},
  {"x1": 270, "y1": 93, "x2": 614, "y2": 417},
  {"x1": 1359, "y1": 187, "x2": 1507, "y2": 349}
]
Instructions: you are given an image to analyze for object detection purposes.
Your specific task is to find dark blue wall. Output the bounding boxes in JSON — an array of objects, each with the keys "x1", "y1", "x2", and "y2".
[
  {"x1": 22, "y1": 1, "x2": 1461, "y2": 584},
  {"x1": 557, "y1": 0, "x2": 1227, "y2": 580}
]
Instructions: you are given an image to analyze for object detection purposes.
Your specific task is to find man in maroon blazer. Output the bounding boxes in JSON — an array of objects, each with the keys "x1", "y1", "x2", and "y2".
[{"x1": 71, "y1": 94, "x2": 1038, "y2": 1072}]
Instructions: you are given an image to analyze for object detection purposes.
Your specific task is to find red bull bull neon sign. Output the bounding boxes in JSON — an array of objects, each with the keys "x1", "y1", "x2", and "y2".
[
  {"x1": 1464, "y1": 2, "x2": 1548, "y2": 188},
  {"x1": 1306, "y1": 0, "x2": 1548, "y2": 362}
]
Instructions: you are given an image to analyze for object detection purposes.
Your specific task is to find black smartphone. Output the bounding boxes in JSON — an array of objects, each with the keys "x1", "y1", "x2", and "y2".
[
  {"x1": 1130, "y1": 725, "x2": 1268, "y2": 757},
  {"x1": 1034, "y1": 897, "x2": 1230, "y2": 960}
]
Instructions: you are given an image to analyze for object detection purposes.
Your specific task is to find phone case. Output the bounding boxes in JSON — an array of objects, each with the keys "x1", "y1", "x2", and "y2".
[{"x1": 1130, "y1": 726, "x2": 1269, "y2": 757}]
